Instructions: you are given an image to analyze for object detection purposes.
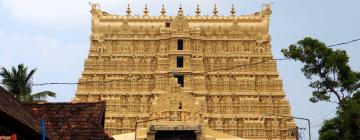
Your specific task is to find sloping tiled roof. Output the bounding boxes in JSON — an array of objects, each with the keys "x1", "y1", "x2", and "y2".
[
  {"x1": 23, "y1": 101, "x2": 113, "y2": 140},
  {"x1": 0, "y1": 86, "x2": 42, "y2": 135}
]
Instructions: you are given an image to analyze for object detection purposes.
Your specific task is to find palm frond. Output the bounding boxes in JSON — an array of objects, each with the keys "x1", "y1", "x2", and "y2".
[
  {"x1": 1, "y1": 68, "x2": 10, "y2": 85},
  {"x1": 1, "y1": 67, "x2": 19, "y2": 96},
  {"x1": 0, "y1": 67, "x2": 11, "y2": 79},
  {"x1": 25, "y1": 69, "x2": 36, "y2": 85},
  {"x1": 0, "y1": 64, "x2": 34, "y2": 99},
  {"x1": 31, "y1": 91, "x2": 56, "y2": 100}
]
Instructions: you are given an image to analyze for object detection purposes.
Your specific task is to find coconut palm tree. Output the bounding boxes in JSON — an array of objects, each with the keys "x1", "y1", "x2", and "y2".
[{"x1": 0, "y1": 64, "x2": 56, "y2": 102}]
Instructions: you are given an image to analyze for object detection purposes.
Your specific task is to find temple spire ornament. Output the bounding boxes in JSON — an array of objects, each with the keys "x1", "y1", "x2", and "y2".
[
  {"x1": 143, "y1": 4, "x2": 149, "y2": 16},
  {"x1": 195, "y1": 4, "x2": 201, "y2": 16},
  {"x1": 230, "y1": 4, "x2": 236, "y2": 16},
  {"x1": 213, "y1": 4, "x2": 219, "y2": 16},
  {"x1": 178, "y1": 4, "x2": 184, "y2": 16},
  {"x1": 77, "y1": 4, "x2": 297, "y2": 139},
  {"x1": 213, "y1": 4, "x2": 218, "y2": 16},
  {"x1": 126, "y1": 4, "x2": 131, "y2": 16},
  {"x1": 160, "y1": 4, "x2": 166, "y2": 16}
]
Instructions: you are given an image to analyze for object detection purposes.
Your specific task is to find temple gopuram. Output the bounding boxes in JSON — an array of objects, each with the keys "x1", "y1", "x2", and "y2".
[{"x1": 74, "y1": 3, "x2": 297, "y2": 140}]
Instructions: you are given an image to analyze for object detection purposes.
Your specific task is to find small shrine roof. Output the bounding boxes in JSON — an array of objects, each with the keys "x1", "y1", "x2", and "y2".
[
  {"x1": 0, "y1": 86, "x2": 43, "y2": 137},
  {"x1": 23, "y1": 101, "x2": 113, "y2": 140}
]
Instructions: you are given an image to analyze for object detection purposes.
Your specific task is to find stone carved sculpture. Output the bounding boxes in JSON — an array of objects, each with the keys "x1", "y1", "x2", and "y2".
[{"x1": 74, "y1": 4, "x2": 296, "y2": 139}]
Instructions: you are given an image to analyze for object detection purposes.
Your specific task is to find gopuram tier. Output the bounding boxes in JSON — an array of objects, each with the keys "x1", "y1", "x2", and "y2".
[{"x1": 74, "y1": 4, "x2": 297, "y2": 140}]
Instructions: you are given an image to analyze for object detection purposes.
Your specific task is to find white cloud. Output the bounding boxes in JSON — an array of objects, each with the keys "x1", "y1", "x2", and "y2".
[
  {"x1": 0, "y1": 29, "x2": 88, "y2": 101},
  {"x1": 1, "y1": 0, "x2": 91, "y2": 27},
  {"x1": 1, "y1": 0, "x2": 268, "y2": 27}
]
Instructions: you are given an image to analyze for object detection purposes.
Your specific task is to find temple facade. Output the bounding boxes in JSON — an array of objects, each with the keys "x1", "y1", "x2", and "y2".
[{"x1": 74, "y1": 4, "x2": 296, "y2": 140}]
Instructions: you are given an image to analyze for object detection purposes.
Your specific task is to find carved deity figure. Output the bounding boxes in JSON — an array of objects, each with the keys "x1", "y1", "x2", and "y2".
[
  {"x1": 230, "y1": 119, "x2": 238, "y2": 128},
  {"x1": 215, "y1": 119, "x2": 223, "y2": 128},
  {"x1": 75, "y1": 4, "x2": 296, "y2": 139},
  {"x1": 185, "y1": 76, "x2": 191, "y2": 88}
]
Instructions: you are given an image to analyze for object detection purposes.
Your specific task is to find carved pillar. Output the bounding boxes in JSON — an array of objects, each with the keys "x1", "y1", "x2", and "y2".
[
  {"x1": 195, "y1": 130, "x2": 202, "y2": 140},
  {"x1": 146, "y1": 130, "x2": 156, "y2": 140}
]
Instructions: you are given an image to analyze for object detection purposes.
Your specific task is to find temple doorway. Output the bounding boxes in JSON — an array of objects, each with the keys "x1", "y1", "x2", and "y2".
[{"x1": 155, "y1": 130, "x2": 196, "y2": 140}]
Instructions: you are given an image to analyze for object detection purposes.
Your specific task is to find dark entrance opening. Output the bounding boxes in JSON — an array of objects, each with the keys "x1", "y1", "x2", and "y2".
[
  {"x1": 166, "y1": 22, "x2": 171, "y2": 27},
  {"x1": 177, "y1": 39, "x2": 184, "y2": 50},
  {"x1": 155, "y1": 130, "x2": 196, "y2": 140},
  {"x1": 176, "y1": 56, "x2": 184, "y2": 68},
  {"x1": 175, "y1": 75, "x2": 184, "y2": 87}
]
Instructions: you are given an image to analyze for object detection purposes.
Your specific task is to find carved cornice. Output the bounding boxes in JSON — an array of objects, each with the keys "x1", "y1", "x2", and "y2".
[{"x1": 78, "y1": 4, "x2": 295, "y2": 139}]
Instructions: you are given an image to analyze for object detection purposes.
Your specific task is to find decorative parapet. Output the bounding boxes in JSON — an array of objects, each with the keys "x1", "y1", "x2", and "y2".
[{"x1": 76, "y1": 3, "x2": 296, "y2": 140}]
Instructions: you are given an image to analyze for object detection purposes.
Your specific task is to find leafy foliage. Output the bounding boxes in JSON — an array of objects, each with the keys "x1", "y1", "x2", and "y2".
[
  {"x1": 282, "y1": 37, "x2": 360, "y2": 139},
  {"x1": 0, "y1": 64, "x2": 56, "y2": 102},
  {"x1": 281, "y1": 37, "x2": 360, "y2": 104},
  {"x1": 319, "y1": 96, "x2": 360, "y2": 140},
  {"x1": 319, "y1": 117, "x2": 341, "y2": 140}
]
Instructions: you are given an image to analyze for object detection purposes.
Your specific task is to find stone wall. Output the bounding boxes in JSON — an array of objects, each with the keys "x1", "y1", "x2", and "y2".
[{"x1": 74, "y1": 4, "x2": 296, "y2": 139}]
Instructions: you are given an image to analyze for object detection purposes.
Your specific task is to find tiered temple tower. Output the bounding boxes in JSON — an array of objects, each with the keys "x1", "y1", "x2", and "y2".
[{"x1": 74, "y1": 4, "x2": 297, "y2": 139}]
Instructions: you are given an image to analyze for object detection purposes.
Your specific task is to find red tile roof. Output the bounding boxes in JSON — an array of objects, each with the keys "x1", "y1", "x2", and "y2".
[
  {"x1": 23, "y1": 101, "x2": 113, "y2": 140},
  {"x1": 0, "y1": 86, "x2": 43, "y2": 137}
]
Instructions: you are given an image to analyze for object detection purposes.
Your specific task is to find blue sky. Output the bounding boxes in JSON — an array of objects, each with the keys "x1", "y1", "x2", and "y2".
[{"x1": 0, "y1": 0, "x2": 359, "y2": 139}]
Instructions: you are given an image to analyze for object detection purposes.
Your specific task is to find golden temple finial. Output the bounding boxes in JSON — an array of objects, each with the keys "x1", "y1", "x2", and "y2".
[
  {"x1": 263, "y1": 4, "x2": 272, "y2": 16},
  {"x1": 126, "y1": 4, "x2": 131, "y2": 16},
  {"x1": 161, "y1": 4, "x2": 166, "y2": 16},
  {"x1": 143, "y1": 4, "x2": 149, "y2": 16},
  {"x1": 230, "y1": 4, "x2": 236, "y2": 16},
  {"x1": 213, "y1": 4, "x2": 218, "y2": 16},
  {"x1": 195, "y1": 4, "x2": 201, "y2": 16},
  {"x1": 90, "y1": 4, "x2": 100, "y2": 15},
  {"x1": 178, "y1": 4, "x2": 184, "y2": 16}
]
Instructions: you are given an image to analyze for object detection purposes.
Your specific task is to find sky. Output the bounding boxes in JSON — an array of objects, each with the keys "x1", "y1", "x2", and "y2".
[{"x1": 0, "y1": 0, "x2": 359, "y2": 139}]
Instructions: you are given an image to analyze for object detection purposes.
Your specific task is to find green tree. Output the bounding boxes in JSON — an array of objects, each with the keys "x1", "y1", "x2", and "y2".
[
  {"x1": 281, "y1": 37, "x2": 360, "y2": 139},
  {"x1": 281, "y1": 37, "x2": 359, "y2": 105},
  {"x1": 0, "y1": 64, "x2": 56, "y2": 102},
  {"x1": 318, "y1": 117, "x2": 341, "y2": 140},
  {"x1": 318, "y1": 94, "x2": 360, "y2": 140}
]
